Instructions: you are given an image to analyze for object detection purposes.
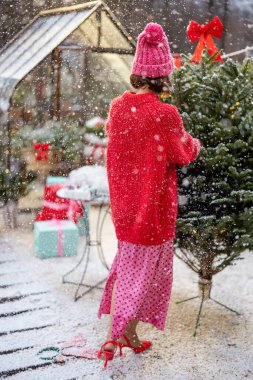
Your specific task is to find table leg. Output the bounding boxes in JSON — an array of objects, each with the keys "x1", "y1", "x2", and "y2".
[{"x1": 62, "y1": 199, "x2": 110, "y2": 301}]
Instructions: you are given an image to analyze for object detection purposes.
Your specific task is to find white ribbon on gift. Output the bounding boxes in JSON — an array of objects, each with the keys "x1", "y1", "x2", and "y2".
[{"x1": 43, "y1": 200, "x2": 69, "y2": 211}]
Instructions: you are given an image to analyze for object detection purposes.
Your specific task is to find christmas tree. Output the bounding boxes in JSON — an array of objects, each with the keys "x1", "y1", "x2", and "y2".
[
  {"x1": 0, "y1": 123, "x2": 37, "y2": 227},
  {"x1": 166, "y1": 52, "x2": 253, "y2": 287}
]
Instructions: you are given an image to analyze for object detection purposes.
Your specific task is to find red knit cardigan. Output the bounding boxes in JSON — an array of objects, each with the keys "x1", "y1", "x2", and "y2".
[{"x1": 105, "y1": 90, "x2": 201, "y2": 246}]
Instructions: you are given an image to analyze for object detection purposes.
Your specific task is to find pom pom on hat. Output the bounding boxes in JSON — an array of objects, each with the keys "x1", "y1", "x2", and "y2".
[
  {"x1": 144, "y1": 23, "x2": 165, "y2": 44},
  {"x1": 132, "y1": 22, "x2": 174, "y2": 78}
]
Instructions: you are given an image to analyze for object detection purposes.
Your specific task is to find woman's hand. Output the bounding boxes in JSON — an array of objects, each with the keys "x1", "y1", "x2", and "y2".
[{"x1": 198, "y1": 139, "x2": 204, "y2": 147}]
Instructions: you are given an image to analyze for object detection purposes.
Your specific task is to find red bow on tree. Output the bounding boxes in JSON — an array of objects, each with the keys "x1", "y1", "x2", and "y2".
[
  {"x1": 187, "y1": 16, "x2": 224, "y2": 63},
  {"x1": 34, "y1": 142, "x2": 50, "y2": 161}
]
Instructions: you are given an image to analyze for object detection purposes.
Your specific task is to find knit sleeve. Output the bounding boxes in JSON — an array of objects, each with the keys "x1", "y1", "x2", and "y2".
[{"x1": 162, "y1": 105, "x2": 201, "y2": 166}]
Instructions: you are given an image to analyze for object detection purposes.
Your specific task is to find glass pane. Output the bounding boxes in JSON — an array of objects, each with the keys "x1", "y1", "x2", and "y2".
[
  {"x1": 77, "y1": 11, "x2": 99, "y2": 47},
  {"x1": 100, "y1": 10, "x2": 133, "y2": 50},
  {"x1": 11, "y1": 56, "x2": 53, "y2": 126},
  {"x1": 70, "y1": 10, "x2": 134, "y2": 51},
  {"x1": 60, "y1": 49, "x2": 86, "y2": 119},
  {"x1": 84, "y1": 52, "x2": 132, "y2": 118},
  {"x1": 0, "y1": 10, "x2": 92, "y2": 81}
]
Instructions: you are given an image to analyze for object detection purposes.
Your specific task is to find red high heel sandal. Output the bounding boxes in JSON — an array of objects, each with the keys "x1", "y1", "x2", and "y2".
[
  {"x1": 97, "y1": 340, "x2": 123, "y2": 368},
  {"x1": 120, "y1": 335, "x2": 152, "y2": 354}
]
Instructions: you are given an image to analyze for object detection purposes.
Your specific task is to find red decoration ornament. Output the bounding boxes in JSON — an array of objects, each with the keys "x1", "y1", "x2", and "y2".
[
  {"x1": 34, "y1": 142, "x2": 50, "y2": 161},
  {"x1": 173, "y1": 53, "x2": 182, "y2": 69},
  {"x1": 187, "y1": 16, "x2": 224, "y2": 63}
]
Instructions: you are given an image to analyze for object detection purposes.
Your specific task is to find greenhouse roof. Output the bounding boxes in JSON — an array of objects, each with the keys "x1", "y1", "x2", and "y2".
[{"x1": 0, "y1": 1, "x2": 135, "y2": 112}]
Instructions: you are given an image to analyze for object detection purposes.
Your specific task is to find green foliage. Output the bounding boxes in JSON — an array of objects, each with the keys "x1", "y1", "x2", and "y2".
[
  {"x1": 11, "y1": 121, "x2": 85, "y2": 164},
  {"x1": 50, "y1": 122, "x2": 85, "y2": 163},
  {"x1": 84, "y1": 124, "x2": 106, "y2": 138},
  {"x1": 0, "y1": 160, "x2": 37, "y2": 204},
  {"x1": 166, "y1": 52, "x2": 253, "y2": 280},
  {"x1": 11, "y1": 120, "x2": 106, "y2": 165}
]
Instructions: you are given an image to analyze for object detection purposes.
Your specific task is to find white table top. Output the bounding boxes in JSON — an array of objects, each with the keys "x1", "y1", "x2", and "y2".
[
  {"x1": 57, "y1": 188, "x2": 109, "y2": 204},
  {"x1": 56, "y1": 188, "x2": 91, "y2": 201}
]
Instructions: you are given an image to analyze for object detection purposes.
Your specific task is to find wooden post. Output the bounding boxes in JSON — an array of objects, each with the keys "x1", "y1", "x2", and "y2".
[
  {"x1": 221, "y1": 0, "x2": 229, "y2": 51},
  {"x1": 82, "y1": 49, "x2": 88, "y2": 122},
  {"x1": 96, "y1": 8, "x2": 101, "y2": 48},
  {"x1": 6, "y1": 97, "x2": 13, "y2": 170},
  {"x1": 50, "y1": 48, "x2": 61, "y2": 119}
]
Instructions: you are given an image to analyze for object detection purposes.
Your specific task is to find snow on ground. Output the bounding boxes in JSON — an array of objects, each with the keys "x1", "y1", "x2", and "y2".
[{"x1": 0, "y1": 206, "x2": 253, "y2": 380}]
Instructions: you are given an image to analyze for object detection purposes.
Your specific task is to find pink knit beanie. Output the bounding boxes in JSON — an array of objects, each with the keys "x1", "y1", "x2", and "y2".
[{"x1": 131, "y1": 23, "x2": 174, "y2": 78}]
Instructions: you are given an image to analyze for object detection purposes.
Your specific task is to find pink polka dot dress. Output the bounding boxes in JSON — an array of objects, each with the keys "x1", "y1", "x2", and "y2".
[{"x1": 98, "y1": 239, "x2": 174, "y2": 340}]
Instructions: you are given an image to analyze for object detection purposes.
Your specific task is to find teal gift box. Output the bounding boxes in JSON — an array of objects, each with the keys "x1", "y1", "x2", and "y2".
[
  {"x1": 77, "y1": 204, "x2": 90, "y2": 236},
  {"x1": 34, "y1": 220, "x2": 79, "y2": 259},
  {"x1": 46, "y1": 176, "x2": 68, "y2": 185}
]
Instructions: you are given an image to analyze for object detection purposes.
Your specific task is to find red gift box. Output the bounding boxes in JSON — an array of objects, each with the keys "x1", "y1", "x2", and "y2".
[{"x1": 35, "y1": 184, "x2": 83, "y2": 223}]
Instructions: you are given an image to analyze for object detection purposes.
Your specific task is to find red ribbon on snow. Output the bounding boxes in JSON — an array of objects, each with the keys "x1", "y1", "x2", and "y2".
[{"x1": 187, "y1": 16, "x2": 224, "y2": 63}]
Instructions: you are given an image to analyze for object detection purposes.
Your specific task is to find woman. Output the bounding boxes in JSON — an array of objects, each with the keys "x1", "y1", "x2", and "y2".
[{"x1": 97, "y1": 22, "x2": 201, "y2": 368}]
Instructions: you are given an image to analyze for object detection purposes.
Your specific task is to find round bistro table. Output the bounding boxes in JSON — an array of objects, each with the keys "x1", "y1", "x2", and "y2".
[{"x1": 57, "y1": 188, "x2": 111, "y2": 301}]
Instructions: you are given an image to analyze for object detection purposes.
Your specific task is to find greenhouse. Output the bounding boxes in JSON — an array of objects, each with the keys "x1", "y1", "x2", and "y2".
[{"x1": 0, "y1": 0, "x2": 135, "y2": 125}]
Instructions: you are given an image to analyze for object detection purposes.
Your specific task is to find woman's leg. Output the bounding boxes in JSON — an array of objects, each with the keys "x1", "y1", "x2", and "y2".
[
  {"x1": 106, "y1": 279, "x2": 117, "y2": 342},
  {"x1": 118, "y1": 320, "x2": 142, "y2": 347},
  {"x1": 99, "y1": 282, "x2": 142, "y2": 357}
]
